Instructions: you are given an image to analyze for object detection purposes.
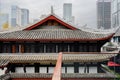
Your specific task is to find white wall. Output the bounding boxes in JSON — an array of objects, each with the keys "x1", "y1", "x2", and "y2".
[
  {"x1": 67, "y1": 67, "x2": 74, "y2": 73},
  {"x1": 79, "y1": 67, "x2": 85, "y2": 73},
  {"x1": 39, "y1": 67, "x2": 47, "y2": 73},
  {"x1": 62, "y1": 67, "x2": 65, "y2": 73},
  {"x1": 26, "y1": 67, "x2": 34, "y2": 73},
  {"x1": 0, "y1": 68, "x2": 7, "y2": 75},
  {"x1": 15, "y1": 67, "x2": 24, "y2": 73},
  {"x1": 48, "y1": 67, "x2": 54, "y2": 73},
  {"x1": 89, "y1": 67, "x2": 97, "y2": 73}
]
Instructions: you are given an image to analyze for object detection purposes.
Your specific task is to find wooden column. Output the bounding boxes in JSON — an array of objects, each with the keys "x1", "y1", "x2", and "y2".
[
  {"x1": 35, "y1": 63, "x2": 39, "y2": 73},
  {"x1": 12, "y1": 45, "x2": 16, "y2": 53},
  {"x1": 87, "y1": 42, "x2": 89, "y2": 52},
  {"x1": 65, "y1": 66, "x2": 67, "y2": 73},
  {"x1": 35, "y1": 42, "x2": 39, "y2": 53},
  {"x1": 47, "y1": 66, "x2": 49, "y2": 73},
  {"x1": 0, "y1": 42, "x2": 3, "y2": 53},
  {"x1": 11, "y1": 64, "x2": 15, "y2": 73},
  {"x1": 74, "y1": 42, "x2": 79, "y2": 52},
  {"x1": 97, "y1": 41, "x2": 101, "y2": 52},
  {"x1": 23, "y1": 64, "x2": 26, "y2": 73},
  {"x1": 74, "y1": 62, "x2": 79, "y2": 73},
  {"x1": 21, "y1": 45, "x2": 24, "y2": 53},
  {"x1": 84, "y1": 63, "x2": 87, "y2": 73}
]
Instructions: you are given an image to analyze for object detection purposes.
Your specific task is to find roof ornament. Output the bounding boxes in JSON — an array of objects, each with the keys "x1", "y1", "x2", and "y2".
[{"x1": 51, "y1": 6, "x2": 54, "y2": 14}]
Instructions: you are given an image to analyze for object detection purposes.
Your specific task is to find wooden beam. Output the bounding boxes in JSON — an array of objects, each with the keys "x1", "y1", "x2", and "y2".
[
  {"x1": 12, "y1": 45, "x2": 16, "y2": 53},
  {"x1": 21, "y1": 45, "x2": 24, "y2": 53},
  {"x1": 52, "y1": 52, "x2": 62, "y2": 80}
]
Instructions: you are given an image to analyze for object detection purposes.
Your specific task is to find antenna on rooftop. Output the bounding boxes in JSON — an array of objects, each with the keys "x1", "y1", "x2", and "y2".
[{"x1": 51, "y1": 6, "x2": 54, "y2": 14}]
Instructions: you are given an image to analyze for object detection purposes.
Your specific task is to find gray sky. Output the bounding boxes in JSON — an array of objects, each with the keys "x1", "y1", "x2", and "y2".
[{"x1": 1, "y1": 0, "x2": 97, "y2": 29}]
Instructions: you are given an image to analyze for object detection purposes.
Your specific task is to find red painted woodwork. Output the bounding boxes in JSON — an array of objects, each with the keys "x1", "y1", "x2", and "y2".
[
  {"x1": 12, "y1": 45, "x2": 16, "y2": 53},
  {"x1": 12, "y1": 78, "x2": 112, "y2": 80},
  {"x1": 24, "y1": 15, "x2": 78, "y2": 30},
  {"x1": 108, "y1": 61, "x2": 120, "y2": 66},
  {"x1": 52, "y1": 52, "x2": 62, "y2": 80},
  {"x1": 21, "y1": 45, "x2": 24, "y2": 53}
]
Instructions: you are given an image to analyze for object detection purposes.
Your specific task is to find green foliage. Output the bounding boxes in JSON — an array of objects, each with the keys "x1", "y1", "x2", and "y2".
[{"x1": 101, "y1": 64, "x2": 120, "y2": 80}]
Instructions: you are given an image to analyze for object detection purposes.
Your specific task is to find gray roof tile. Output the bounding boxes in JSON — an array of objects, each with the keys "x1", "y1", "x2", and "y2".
[
  {"x1": 0, "y1": 53, "x2": 117, "y2": 63},
  {"x1": 0, "y1": 29, "x2": 113, "y2": 41},
  {"x1": 9, "y1": 73, "x2": 116, "y2": 78}
]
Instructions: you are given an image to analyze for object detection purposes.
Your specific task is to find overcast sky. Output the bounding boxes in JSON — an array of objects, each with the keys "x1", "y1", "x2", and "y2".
[{"x1": 1, "y1": 0, "x2": 97, "y2": 29}]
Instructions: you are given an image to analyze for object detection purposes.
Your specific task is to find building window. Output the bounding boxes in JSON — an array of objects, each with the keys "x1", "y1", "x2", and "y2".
[
  {"x1": 58, "y1": 44, "x2": 69, "y2": 52},
  {"x1": 31, "y1": 45, "x2": 35, "y2": 53},
  {"x1": 70, "y1": 44, "x2": 74, "y2": 52},
  {"x1": 3, "y1": 44, "x2": 11, "y2": 53},
  {"x1": 89, "y1": 45, "x2": 97, "y2": 52},
  {"x1": 25, "y1": 45, "x2": 31, "y2": 53},
  {"x1": 79, "y1": 45, "x2": 87, "y2": 52},
  {"x1": 46, "y1": 44, "x2": 56, "y2": 53},
  {"x1": 25, "y1": 44, "x2": 35, "y2": 53},
  {"x1": 38, "y1": 44, "x2": 44, "y2": 53}
]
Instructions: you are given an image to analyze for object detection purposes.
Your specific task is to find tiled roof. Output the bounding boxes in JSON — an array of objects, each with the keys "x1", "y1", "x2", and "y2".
[
  {"x1": 0, "y1": 73, "x2": 116, "y2": 79},
  {"x1": 24, "y1": 14, "x2": 78, "y2": 30},
  {"x1": 114, "y1": 29, "x2": 120, "y2": 37},
  {"x1": 0, "y1": 60, "x2": 9, "y2": 68},
  {"x1": 0, "y1": 29, "x2": 114, "y2": 41},
  {"x1": 0, "y1": 53, "x2": 117, "y2": 64},
  {"x1": 114, "y1": 27, "x2": 120, "y2": 37},
  {"x1": 0, "y1": 74, "x2": 10, "y2": 80},
  {"x1": 9, "y1": 73, "x2": 116, "y2": 78}
]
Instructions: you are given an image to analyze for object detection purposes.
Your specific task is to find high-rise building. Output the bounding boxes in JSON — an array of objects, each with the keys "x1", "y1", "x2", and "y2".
[
  {"x1": 0, "y1": 0, "x2": 1, "y2": 13},
  {"x1": 0, "y1": 1, "x2": 9, "y2": 30},
  {"x1": 0, "y1": 13, "x2": 9, "y2": 29},
  {"x1": 63, "y1": 3, "x2": 72, "y2": 23},
  {"x1": 21, "y1": 9, "x2": 29, "y2": 26},
  {"x1": 112, "y1": 0, "x2": 120, "y2": 42},
  {"x1": 11, "y1": 5, "x2": 22, "y2": 27},
  {"x1": 97, "y1": 0, "x2": 111, "y2": 29},
  {"x1": 11, "y1": 5, "x2": 29, "y2": 27},
  {"x1": 111, "y1": 0, "x2": 120, "y2": 28}
]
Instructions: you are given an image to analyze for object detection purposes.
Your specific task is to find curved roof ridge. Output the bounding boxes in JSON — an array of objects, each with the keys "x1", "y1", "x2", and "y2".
[{"x1": 24, "y1": 13, "x2": 78, "y2": 30}]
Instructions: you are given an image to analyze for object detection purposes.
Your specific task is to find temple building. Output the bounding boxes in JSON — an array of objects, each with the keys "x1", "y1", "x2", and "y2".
[{"x1": 0, "y1": 12, "x2": 119, "y2": 80}]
